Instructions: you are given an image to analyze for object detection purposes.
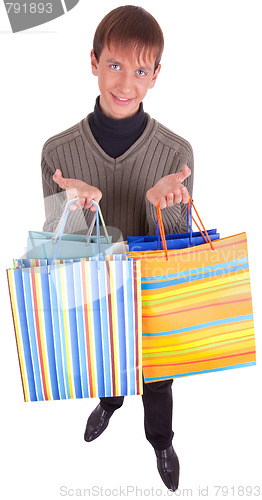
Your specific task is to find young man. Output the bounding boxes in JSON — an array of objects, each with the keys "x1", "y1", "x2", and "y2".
[{"x1": 41, "y1": 5, "x2": 193, "y2": 491}]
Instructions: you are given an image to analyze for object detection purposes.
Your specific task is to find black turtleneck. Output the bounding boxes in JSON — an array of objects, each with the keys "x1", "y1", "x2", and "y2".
[{"x1": 88, "y1": 96, "x2": 148, "y2": 159}]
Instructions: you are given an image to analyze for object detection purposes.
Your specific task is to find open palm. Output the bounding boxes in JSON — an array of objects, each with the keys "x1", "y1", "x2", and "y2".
[{"x1": 146, "y1": 165, "x2": 191, "y2": 209}]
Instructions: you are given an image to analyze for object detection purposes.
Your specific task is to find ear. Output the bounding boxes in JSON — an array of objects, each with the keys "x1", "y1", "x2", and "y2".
[
  {"x1": 149, "y1": 63, "x2": 161, "y2": 89},
  {"x1": 90, "y1": 49, "x2": 99, "y2": 76}
]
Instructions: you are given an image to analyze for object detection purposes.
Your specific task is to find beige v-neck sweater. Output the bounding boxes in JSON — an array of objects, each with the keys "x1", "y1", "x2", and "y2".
[{"x1": 41, "y1": 113, "x2": 194, "y2": 240}]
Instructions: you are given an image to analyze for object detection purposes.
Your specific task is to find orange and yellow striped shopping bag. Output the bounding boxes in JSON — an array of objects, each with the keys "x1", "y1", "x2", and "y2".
[{"x1": 128, "y1": 200, "x2": 256, "y2": 382}]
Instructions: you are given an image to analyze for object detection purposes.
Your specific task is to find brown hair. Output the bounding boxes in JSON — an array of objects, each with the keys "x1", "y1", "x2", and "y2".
[{"x1": 93, "y1": 5, "x2": 164, "y2": 72}]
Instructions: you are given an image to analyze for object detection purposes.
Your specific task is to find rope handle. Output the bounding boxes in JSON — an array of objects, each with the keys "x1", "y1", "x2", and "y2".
[
  {"x1": 91, "y1": 200, "x2": 110, "y2": 243},
  {"x1": 188, "y1": 198, "x2": 215, "y2": 250},
  {"x1": 156, "y1": 196, "x2": 215, "y2": 260},
  {"x1": 53, "y1": 198, "x2": 110, "y2": 246},
  {"x1": 51, "y1": 198, "x2": 109, "y2": 264},
  {"x1": 53, "y1": 197, "x2": 79, "y2": 245},
  {"x1": 156, "y1": 202, "x2": 168, "y2": 259}
]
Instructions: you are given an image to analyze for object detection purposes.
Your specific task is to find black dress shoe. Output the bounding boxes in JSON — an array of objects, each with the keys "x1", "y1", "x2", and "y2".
[
  {"x1": 154, "y1": 445, "x2": 180, "y2": 491},
  {"x1": 84, "y1": 403, "x2": 114, "y2": 442}
]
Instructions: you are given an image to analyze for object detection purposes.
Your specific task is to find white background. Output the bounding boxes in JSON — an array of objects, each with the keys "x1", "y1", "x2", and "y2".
[{"x1": 0, "y1": 1, "x2": 261, "y2": 498}]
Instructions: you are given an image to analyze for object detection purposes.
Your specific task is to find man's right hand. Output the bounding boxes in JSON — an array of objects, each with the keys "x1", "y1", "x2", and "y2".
[{"x1": 53, "y1": 169, "x2": 102, "y2": 212}]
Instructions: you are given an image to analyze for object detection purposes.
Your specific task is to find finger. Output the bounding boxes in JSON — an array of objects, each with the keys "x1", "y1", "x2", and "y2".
[
  {"x1": 181, "y1": 187, "x2": 190, "y2": 204},
  {"x1": 166, "y1": 193, "x2": 174, "y2": 207},
  {"x1": 69, "y1": 203, "x2": 78, "y2": 211},
  {"x1": 67, "y1": 194, "x2": 85, "y2": 211},
  {"x1": 160, "y1": 196, "x2": 167, "y2": 210},
  {"x1": 84, "y1": 196, "x2": 94, "y2": 210},
  {"x1": 77, "y1": 196, "x2": 85, "y2": 205},
  {"x1": 173, "y1": 189, "x2": 182, "y2": 204},
  {"x1": 53, "y1": 169, "x2": 71, "y2": 190},
  {"x1": 175, "y1": 164, "x2": 191, "y2": 184},
  {"x1": 93, "y1": 191, "x2": 102, "y2": 203},
  {"x1": 146, "y1": 191, "x2": 156, "y2": 206},
  {"x1": 75, "y1": 197, "x2": 86, "y2": 209},
  {"x1": 69, "y1": 198, "x2": 84, "y2": 211},
  {"x1": 69, "y1": 197, "x2": 93, "y2": 211},
  {"x1": 146, "y1": 187, "x2": 160, "y2": 206},
  {"x1": 84, "y1": 192, "x2": 102, "y2": 210},
  {"x1": 85, "y1": 197, "x2": 97, "y2": 212}
]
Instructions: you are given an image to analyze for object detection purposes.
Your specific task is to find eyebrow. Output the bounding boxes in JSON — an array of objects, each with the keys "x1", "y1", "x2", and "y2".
[
  {"x1": 106, "y1": 59, "x2": 121, "y2": 65},
  {"x1": 137, "y1": 65, "x2": 152, "y2": 72},
  {"x1": 106, "y1": 58, "x2": 152, "y2": 72}
]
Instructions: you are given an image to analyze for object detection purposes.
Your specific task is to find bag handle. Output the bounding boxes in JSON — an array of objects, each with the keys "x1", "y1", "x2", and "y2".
[
  {"x1": 157, "y1": 196, "x2": 215, "y2": 260},
  {"x1": 187, "y1": 199, "x2": 213, "y2": 246},
  {"x1": 91, "y1": 200, "x2": 110, "y2": 243},
  {"x1": 53, "y1": 197, "x2": 79, "y2": 245},
  {"x1": 51, "y1": 198, "x2": 110, "y2": 263},
  {"x1": 53, "y1": 198, "x2": 109, "y2": 246},
  {"x1": 156, "y1": 200, "x2": 195, "y2": 249},
  {"x1": 156, "y1": 199, "x2": 194, "y2": 250}
]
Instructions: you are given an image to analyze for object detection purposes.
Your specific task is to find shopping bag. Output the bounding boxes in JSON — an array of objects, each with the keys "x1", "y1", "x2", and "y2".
[
  {"x1": 13, "y1": 257, "x2": 90, "y2": 268},
  {"x1": 27, "y1": 232, "x2": 113, "y2": 259},
  {"x1": 127, "y1": 204, "x2": 220, "y2": 251},
  {"x1": 128, "y1": 199, "x2": 256, "y2": 382},
  {"x1": 7, "y1": 201, "x2": 143, "y2": 401},
  {"x1": 127, "y1": 229, "x2": 220, "y2": 251},
  {"x1": 26, "y1": 198, "x2": 115, "y2": 259},
  {"x1": 13, "y1": 254, "x2": 128, "y2": 269},
  {"x1": 7, "y1": 255, "x2": 142, "y2": 401}
]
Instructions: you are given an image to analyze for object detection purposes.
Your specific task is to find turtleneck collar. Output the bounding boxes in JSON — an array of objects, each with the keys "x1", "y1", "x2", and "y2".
[{"x1": 88, "y1": 96, "x2": 148, "y2": 159}]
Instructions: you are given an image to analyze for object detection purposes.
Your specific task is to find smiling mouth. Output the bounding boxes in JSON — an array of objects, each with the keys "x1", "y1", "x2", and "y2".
[{"x1": 112, "y1": 94, "x2": 135, "y2": 103}]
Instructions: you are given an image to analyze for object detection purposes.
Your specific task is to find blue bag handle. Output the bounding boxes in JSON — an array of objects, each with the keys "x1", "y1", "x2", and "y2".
[
  {"x1": 52, "y1": 197, "x2": 78, "y2": 263},
  {"x1": 51, "y1": 198, "x2": 109, "y2": 264}
]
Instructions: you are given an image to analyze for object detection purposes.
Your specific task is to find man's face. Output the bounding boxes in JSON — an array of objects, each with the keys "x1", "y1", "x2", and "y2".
[{"x1": 90, "y1": 45, "x2": 161, "y2": 119}]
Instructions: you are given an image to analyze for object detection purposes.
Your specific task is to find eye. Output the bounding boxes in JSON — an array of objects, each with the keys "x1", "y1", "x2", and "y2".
[
  {"x1": 110, "y1": 64, "x2": 120, "y2": 70},
  {"x1": 136, "y1": 69, "x2": 146, "y2": 76}
]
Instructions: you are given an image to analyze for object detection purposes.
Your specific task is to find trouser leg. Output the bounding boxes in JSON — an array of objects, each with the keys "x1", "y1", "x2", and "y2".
[
  {"x1": 142, "y1": 378, "x2": 174, "y2": 451},
  {"x1": 99, "y1": 396, "x2": 124, "y2": 412}
]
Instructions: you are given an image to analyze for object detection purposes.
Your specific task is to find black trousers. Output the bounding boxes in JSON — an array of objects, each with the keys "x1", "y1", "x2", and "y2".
[{"x1": 100, "y1": 378, "x2": 174, "y2": 451}]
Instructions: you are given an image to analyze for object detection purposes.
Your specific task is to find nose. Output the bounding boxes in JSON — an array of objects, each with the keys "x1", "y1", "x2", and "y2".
[{"x1": 116, "y1": 72, "x2": 133, "y2": 96}]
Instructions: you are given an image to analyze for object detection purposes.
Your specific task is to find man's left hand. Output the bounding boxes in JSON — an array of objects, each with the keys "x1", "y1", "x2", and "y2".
[{"x1": 146, "y1": 164, "x2": 191, "y2": 209}]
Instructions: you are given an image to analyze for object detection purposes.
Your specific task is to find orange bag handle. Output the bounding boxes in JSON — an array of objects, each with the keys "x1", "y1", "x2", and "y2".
[{"x1": 156, "y1": 196, "x2": 215, "y2": 260}]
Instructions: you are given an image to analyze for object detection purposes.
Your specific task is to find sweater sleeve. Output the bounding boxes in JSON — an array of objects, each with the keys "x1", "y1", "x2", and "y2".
[
  {"x1": 145, "y1": 145, "x2": 194, "y2": 235},
  {"x1": 41, "y1": 149, "x2": 95, "y2": 234}
]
